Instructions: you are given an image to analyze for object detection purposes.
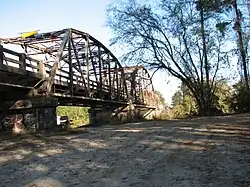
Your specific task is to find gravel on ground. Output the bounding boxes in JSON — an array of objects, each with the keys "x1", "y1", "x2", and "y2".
[{"x1": 0, "y1": 114, "x2": 250, "y2": 187}]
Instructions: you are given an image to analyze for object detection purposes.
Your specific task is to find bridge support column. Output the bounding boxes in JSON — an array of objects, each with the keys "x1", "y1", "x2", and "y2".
[
  {"x1": 88, "y1": 107, "x2": 116, "y2": 126},
  {"x1": 36, "y1": 107, "x2": 57, "y2": 131},
  {"x1": 88, "y1": 107, "x2": 113, "y2": 126},
  {"x1": 88, "y1": 108, "x2": 96, "y2": 126}
]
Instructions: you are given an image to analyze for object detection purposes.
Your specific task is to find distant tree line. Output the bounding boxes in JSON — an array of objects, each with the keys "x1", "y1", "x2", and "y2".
[{"x1": 169, "y1": 79, "x2": 250, "y2": 119}]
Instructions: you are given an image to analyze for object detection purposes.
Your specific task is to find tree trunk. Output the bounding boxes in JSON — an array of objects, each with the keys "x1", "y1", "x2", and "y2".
[
  {"x1": 200, "y1": 2, "x2": 212, "y2": 115},
  {"x1": 188, "y1": 87, "x2": 210, "y2": 116},
  {"x1": 197, "y1": 98, "x2": 211, "y2": 116},
  {"x1": 233, "y1": 0, "x2": 249, "y2": 89},
  {"x1": 200, "y1": 7, "x2": 209, "y2": 86}
]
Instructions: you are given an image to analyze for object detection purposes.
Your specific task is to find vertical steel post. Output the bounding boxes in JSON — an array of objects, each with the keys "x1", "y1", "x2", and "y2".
[
  {"x1": 98, "y1": 45, "x2": 102, "y2": 97},
  {"x1": 85, "y1": 36, "x2": 90, "y2": 95},
  {"x1": 119, "y1": 72, "x2": 123, "y2": 99},
  {"x1": 107, "y1": 54, "x2": 112, "y2": 99},
  {"x1": 68, "y1": 31, "x2": 73, "y2": 96},
  {"x1": 122, "y1": 73, "x2": 125, "y2": 100},
  {"x1": 115, "y1": 63, "x2": 119, "y2": 101}
]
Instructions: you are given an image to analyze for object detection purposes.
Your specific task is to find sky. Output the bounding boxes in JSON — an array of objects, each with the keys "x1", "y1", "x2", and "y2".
[{"x1": 0, "y1": 0, "x2": 180, "y2": 104}]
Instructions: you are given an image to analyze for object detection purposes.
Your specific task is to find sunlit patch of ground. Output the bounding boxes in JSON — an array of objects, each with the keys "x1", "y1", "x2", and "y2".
[{"x1": 0, "y1": 114, "x2": 250, "y2": 187}]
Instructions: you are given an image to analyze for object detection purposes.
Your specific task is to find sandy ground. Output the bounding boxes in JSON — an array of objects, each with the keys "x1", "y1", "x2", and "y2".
[{"x1": 0, "y1": 114, "x2": 250, "y2": 187}]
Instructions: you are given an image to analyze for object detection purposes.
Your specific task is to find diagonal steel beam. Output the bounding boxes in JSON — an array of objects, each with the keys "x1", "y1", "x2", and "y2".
[
  {"x1": 71, "y1": 38, "x2": 88, "y2": 93},
  {"x1": 43, "y1": 29, "x2": 70, "y2": 94}
]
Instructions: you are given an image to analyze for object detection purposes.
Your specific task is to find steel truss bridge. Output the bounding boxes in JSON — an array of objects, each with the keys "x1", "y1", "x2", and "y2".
[{"x1": 0, "y1": 28, "x2": 158, "y2": 110}]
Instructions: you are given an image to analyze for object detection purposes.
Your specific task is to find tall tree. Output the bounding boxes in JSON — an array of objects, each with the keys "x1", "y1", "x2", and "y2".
[
  {"x1": 200, "y1": 0, "x2": 249, "y2": 89},
  {"x1": 233, "y1": 0, "x2": 249, "y2": 89},
  {"x1": 106, "y1": 0, "x2": 231, "y2": 115}
]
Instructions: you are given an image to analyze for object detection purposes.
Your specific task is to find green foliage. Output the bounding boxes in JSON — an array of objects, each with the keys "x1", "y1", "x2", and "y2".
[
  {"x1": 170, "y1": 84, "x2": 198, "y2": 119},
  {"x1": 170, "y1": 79, "x2": 250, "y2": 118},
  {"x1": 216, "y1": 22, "x2": 231, "y2": 35},
  {"x1": 57, "y1": 106, "x2": 89, "y2": 128},
  {"x1": 230, "y1": 82, "x2": 250, "y2": 113},
  {"x1": 209, "y1": 80, "x2": 232, "y2": 113},
  {"x1": 170, "y1": 80, "x2": 233, "y2": 118},
  {"x1": 172, "y1": 91, "x2": 182, "y2": 107}
]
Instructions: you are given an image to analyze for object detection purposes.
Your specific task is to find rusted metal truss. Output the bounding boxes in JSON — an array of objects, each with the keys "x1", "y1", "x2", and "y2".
[{"x1": 0, "y1": 28, "x2": 154, "y2": 106}]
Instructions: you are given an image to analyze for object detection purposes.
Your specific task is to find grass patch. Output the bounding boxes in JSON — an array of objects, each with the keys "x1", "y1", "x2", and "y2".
[{"x1": 57, "y1": 106, "x2": 89, "y2": 128}]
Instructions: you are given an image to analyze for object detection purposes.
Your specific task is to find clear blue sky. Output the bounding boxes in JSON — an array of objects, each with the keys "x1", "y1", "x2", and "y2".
[{"x1": 0, "y1": 0, "x2": 179, "y2": 104}]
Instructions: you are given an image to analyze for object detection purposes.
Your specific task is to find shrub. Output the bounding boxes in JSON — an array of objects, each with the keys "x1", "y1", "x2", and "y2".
[{"x1": 230, "y1": 87, "x2": 250, "y2": 113}]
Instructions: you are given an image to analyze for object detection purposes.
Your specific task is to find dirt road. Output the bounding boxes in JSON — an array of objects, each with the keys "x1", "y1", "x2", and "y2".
[{"x1": 0, "y1": 114, "x2": 250, "y2": 187}]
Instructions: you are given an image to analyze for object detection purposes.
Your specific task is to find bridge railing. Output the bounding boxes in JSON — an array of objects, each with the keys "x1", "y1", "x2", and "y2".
[
  {"x1": 0, "y1": 45, "x2": 127, "y2": 100},
  {"x1": 0, "y1": 46, "x2": 40, "y2": 73}
]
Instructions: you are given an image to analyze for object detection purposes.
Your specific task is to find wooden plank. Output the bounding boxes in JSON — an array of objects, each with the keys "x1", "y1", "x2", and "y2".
[
  {"x1": 26, "y1": 56, "x2": 40, "y2": 63},
  {"x1": 0, "y1": 64, "x2": 42, "y2": 78},
  {"x1": 4, "y1": 57, "x2": 22, "y2": 65},
  {"x1": 3, "y1": 48, "x2": 20, "y2": 56},
  {"x1": 26, "y1": 63, "x2": 39, "y2": 70}
]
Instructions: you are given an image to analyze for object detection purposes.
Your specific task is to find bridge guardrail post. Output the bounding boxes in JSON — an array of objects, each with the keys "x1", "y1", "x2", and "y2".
[
  {"x1": 38, "y1": 60, "x2": 46, "y2": 78},
  {"x1": 0, "y1": 45, "x2": 3, "y2": 68},
  {"x1": 88, "y1": 108, "x2": 97, "y2": 126},
  {"x1": 19, "y1": 53, "x2": 26, "y2": 70}
]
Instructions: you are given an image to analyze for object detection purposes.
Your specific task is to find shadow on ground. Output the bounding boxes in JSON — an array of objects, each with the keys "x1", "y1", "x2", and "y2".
[{"x1": 0, "y1": 114, "x2": 250, "y2": 187}]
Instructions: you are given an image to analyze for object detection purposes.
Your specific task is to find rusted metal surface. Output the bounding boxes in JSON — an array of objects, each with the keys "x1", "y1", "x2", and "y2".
[{"x1": 0, "y1": 28, "x2": 155, "y2": 107}]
